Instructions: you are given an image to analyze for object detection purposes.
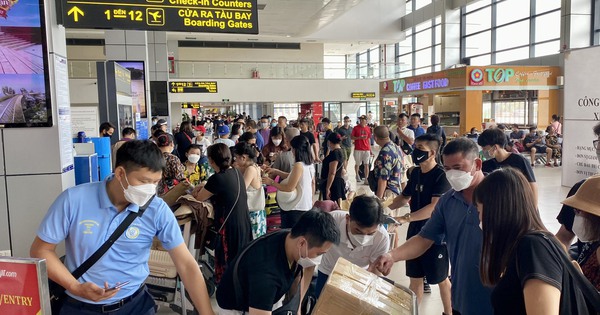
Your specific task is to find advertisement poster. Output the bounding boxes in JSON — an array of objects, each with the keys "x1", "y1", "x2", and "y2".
[
  {"x1": 118, "y1": 104, "x2": 133, "y2": 131},
  {"x1": 117, "y1": 61, "x2": 147, "y2": 118},
  {"x1": 562, "y1": 47, "x2": 600, "y2": 187},
  {"x1": 0, "y1": 0, "x2": 51, "y2": 127},
  {"x1": 0, "y1": 258, "x2": 49, "y2": 315},
  {"x1": 54, "y1": 54, "x2": 74, "y2": 173}
]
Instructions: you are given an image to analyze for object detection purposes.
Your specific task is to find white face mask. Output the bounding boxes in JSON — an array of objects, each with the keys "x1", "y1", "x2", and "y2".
[
  {"x1": 298, "y1": 243, "x2": 321, "y2": 268},
  {"x1": 349, "y1": 232, "x2": 375, "y2": 247},
  {"x1": 187, "y1": 154, "x2": 201, "y2": 164},
  {"x1": 261, "y1": 122, "x2": 269, "y2": 129},
  {"x1": 445, "y1": 164, "x2": 475, "y2": 191},
  {"x1": 119, "y1": 174, "x2": 156, "y2": 206},
  {"x1": 573, "y1": 215, "x2": 596, "y2": 242},
  {"x1": 272, "y1": 139, "x2": 282, "y2": 146}
]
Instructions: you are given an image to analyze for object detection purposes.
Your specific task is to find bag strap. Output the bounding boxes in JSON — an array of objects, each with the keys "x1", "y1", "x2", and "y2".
[
  {"x1": 184, "y1": 131, "x2": 193, "y2": 144},
  {"x1": 233, "y1": 230, "x2": 294, "y2": 307},
  {"x1": 71, "y1": 195, "x2": 155, "y2": 280},
  {"x1": 531, "y1": 232, "x2": 600, "y2": 311},
  {"x1": 216, "y1": 168, "x2": 241, "y2": 233}
]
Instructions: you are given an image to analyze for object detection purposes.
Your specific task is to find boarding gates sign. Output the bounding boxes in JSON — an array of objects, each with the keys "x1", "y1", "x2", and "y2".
[
  {"x1": 57, "y1": 0, "x2": 259, "y2": 34},
  {"x1": 0, "y1": 257, "x2": 50, "y2": 315}
]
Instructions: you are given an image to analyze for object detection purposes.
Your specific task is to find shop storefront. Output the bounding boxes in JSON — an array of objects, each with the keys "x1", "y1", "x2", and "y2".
[{"x1": 379, "y1": 66, "x2": 561, "y2": 136}]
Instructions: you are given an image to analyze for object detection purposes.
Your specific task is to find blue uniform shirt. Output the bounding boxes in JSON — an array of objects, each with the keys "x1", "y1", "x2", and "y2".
[
  {"x1": 255, "y1": 131, "x2": 265, "y2": 150},
  {"x1": 419, "y1": 190, "x2": 493, "y2": 315},
  {"x1": 37, "y1": 177, "x2": 184, "y2": 304}
]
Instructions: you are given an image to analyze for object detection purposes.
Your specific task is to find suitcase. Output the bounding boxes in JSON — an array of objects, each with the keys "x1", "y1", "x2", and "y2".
[
  {"x1": 148, "y1": 249, "x2": 178, "y2": 278},
  {"x1": 266, "y1": 213, "x2": 281, "y2": 233},
  {"x1": 265, "y1": 185, "x2": 281, "y2": 216}
]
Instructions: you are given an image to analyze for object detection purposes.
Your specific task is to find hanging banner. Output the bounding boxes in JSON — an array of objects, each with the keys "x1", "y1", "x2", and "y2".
[{"x1": 0, "y1": 257, "x2": 50, "y2": 315}]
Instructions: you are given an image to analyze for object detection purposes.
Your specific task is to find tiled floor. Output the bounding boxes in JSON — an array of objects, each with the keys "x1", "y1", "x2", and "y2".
[{"x1": 159, "y1": 154, "x2": 570, "y2": 315}]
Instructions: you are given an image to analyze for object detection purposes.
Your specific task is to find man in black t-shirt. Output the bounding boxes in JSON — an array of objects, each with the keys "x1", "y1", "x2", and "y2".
[
  {"x1": 478, "y1": 128, "x2": 538, "y2": 204},
  {"x1": 555, "y1": 122, "x2": 600, "y2": 253},
  {"x1": 299, "y1": 118, "x2": 319, "y2": 162},
  {"x1": 387, "y1": 134, "x2": 453, "y2": 315},
  {"x1": 335, "y1": 116, "x2": 353, "y2": 170},
  {"x1": 217, "y1": 210, "x2": 340, "y2": 315}
]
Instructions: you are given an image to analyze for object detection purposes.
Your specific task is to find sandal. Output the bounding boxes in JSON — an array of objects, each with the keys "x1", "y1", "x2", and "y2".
[
  {"x1": 545, "y1": 163, "x2": 553, "y2": 167},
  {"x1": 553, "y1": 162, "x2": 559, "y2": 167}
]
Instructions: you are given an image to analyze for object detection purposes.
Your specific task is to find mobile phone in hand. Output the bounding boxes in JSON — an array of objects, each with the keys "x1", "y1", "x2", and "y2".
[{"x1": 107, "y1": 281, "x2": 130, "y2": 291}]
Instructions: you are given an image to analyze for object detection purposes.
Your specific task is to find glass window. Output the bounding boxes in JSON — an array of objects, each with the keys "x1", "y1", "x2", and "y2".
[
  {"x1": 494, "y1": 101, "x2": 527, "y2": 125},
  {"x1": 415, "y1": 28, "x2": 432, "y2": 50},
  {"x1": 415, "y1": 48, "x2": 432, "y2": 68},
  {"x1": 465, "y1": 31, "x2": 491, "y2": 56},
  {"x1": 399, "y1": 36, "x2": 413, "y2": 55},
  {"x1": 399, "y1": 53, "x2": 412, "y2": 68},
  {"x1": 465, "y1": 0, "x2": 491, "y2": 13},
  {"x1": 401, "y1": 70, "x2": 413, "y2": 78},
  {"x1": 496, "y1": 20, "x2": 529, "y2": 50},
  {"x1": 416, "y1": 20, "x2": 432, "y2": 32},
  {"x1": 536, "y1": 0, "x2": 560, "y2": 14},
  {"x1": 370, "y1": 47, "x2": 380, "y2": 65},
  {"x1": 274, "y1": 104, "x2": 299, "y2": 119},
  {"x1": 406, "y1": 0, "x2": 413, "y2": 14},
  {"x1": 495, "y1": 47, "x2": 529, "y2": 63},
  {"x1": 434, "y1": 25, "x2": 442, "y2": 45},
  {"x1": 535, "y1": 11, "x2": 561, "y2": 42},
  {"x1": 414, "y1": 67, "x2": 432, "y2": 75},
  {"x1": 434, "y1": 44, "x2": 442, "y2": 64},
  {"x1": 496, "y1": 0, "x2": 530, "y2": 26},
  {"x1": 534, "y1": 40, "x2": 560, "y2": 57},
  {"x1": 415, "y1": 0, "x2": 431, "y2": 11},
  {"x1": 470, "y1": 54, "x2": 491, "y2": 66},
  {"x1": 482, "y1": 102, "x2": 492, "y2": 120},
  {"x1": 465, "y1": 6, "x2": 492, "y2": 34}
]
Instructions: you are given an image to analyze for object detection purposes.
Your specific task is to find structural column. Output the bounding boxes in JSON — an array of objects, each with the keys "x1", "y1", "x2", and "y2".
[{"x1": 561, "y1": 0, "x2": 593, "y2": 50}]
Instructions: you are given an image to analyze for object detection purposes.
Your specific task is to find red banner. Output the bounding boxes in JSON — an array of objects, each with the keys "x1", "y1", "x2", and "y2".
[{"x1": 0, "y1": 260, "x2": 43, "y2": 315}]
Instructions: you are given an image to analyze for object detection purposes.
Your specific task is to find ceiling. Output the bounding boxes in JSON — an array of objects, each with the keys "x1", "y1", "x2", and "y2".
[{"x1": 65, "y1": 0, "x2": 406, "y2": 55}]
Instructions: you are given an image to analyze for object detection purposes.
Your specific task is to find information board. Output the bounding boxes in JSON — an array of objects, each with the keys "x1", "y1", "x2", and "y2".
[
  {"x1": 182, "y1": 103, "x2": 201, "y2": 109},
  {"x1": 57, "y1": 0, "x2": 258, "y2": 34},
  {"x1": 170, "y1": 81, "x2": 218, "y2": 93},
  {"x1": 351, "y1": 92, "x2": 376, "y2": 99}
]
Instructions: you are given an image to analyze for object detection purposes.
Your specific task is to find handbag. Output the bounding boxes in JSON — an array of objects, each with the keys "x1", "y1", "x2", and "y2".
[
  {"x1": 233, "y1": 230, "x2": 303, "y2": 315},
  {"x1": 48, "y1": 196, "x2": 154, "y2": 314},
  {"x1": 528, "y1": 232, "x2": 600, "y2": 314},
  {"x1": 205, "y1": 168, "x2": 241, "y2": 251}
]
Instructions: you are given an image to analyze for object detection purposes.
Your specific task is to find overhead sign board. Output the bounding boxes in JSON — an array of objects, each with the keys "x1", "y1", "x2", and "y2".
[
  {"x1": 351, "y1": 92, "x2": 376, "y2": 99},
  {"x1": 57, "y1": 0, "x2": 258, "y2": 34},
  {"x1": 181, "y1": 103, "x2": 201, "y2": 109},
  {"x1": 169, "y1": 81, "x2": 218, "y2": 93}
]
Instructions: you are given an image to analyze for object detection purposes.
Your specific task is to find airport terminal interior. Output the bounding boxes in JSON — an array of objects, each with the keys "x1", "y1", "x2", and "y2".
[{"x1": 0, "y1": 0, "x2": 600, "y2": 314}]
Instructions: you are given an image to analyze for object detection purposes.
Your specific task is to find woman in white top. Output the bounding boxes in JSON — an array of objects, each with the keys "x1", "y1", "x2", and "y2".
[
  {"x1": 233, "y1": 142, "x2": 266, "y2": 239},
  {"x1": 263, "y1": 135, "x2": 314, "y2": 228}
]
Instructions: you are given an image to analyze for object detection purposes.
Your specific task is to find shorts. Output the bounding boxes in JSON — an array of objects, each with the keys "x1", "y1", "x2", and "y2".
[
  {"x1": 342, "y1": 146, "x2": 352, "y2": 162},
  {"x1": 405, "y1": 243, "x2": 449, "y2": 284},
  {"x1": 354, "y1": 150, "x2": 370, "y2": 165},
  {"x1": 401, "y1": 155, "x2": 414, "y2": 183}
]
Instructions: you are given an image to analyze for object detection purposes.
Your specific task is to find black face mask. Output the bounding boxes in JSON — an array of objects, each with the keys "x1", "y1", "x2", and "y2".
[
  {"x1": 103, "y1": 133, "x2": 111, "y2": 137},
  {"x1": 411, "y1": 148, "x2": 429, "y2": 165}
]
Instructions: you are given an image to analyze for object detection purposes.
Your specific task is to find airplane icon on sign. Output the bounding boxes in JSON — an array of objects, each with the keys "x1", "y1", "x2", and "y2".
[{"x1": 146, "y1": 8, "x2": 164, "y2": 26}]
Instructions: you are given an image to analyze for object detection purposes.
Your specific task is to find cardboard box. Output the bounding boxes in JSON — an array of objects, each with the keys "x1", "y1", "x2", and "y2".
[{"x1": 313, "y1": 258, "x2": 416, "y2": 315}]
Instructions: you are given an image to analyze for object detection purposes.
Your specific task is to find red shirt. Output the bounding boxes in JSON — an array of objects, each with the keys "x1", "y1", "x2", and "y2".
[{"x1": 352, "y1": 125, "x2": 371, "y2": 151}]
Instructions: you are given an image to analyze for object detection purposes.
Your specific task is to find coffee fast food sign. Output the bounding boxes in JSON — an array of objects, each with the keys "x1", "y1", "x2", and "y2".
[{"x1": 57, "y1": 0, "x2": 258, "y2": 34}]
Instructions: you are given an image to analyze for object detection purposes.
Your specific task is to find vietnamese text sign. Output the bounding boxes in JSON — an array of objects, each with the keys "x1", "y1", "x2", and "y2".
[
  {"x1": 170, "y1": 81, "x2": 218, "y2": 93},
  {"x1": 0, "y1": 258, "x2": 50, "y2": 315},
  {"x1": 58, "y1": 0, "x2": 258, "y2": 34},
  {"x1": 182, "y1": 103, "x2": 201, "y2": 109},
  {"x1": 351, "y1": 92, "x2": 376, "y2": 99}
]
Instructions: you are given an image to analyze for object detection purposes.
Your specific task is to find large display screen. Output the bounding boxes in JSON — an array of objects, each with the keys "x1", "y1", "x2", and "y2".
[
  {"x1": 0, "y1": 0, "x2": 51, "y2": 127},
  {"x1": 116, "y1": 61, "x2": 146, "y2": 118}
]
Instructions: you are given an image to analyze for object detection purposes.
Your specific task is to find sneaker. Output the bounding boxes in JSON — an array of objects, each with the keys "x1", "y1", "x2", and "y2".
[
  {"x1": 355, "y1": 175, "x2": 362, "y2": 182},
  {"x1": 423, "y1": 278, "x2": 431, "y2": 293},
  {"x1": 364, "y1": 179, "x2": 370, "y2": 186}
]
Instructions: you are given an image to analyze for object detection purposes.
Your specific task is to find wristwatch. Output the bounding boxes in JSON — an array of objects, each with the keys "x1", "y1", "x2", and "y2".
[{"x1": 402, "y1": 213, "x2": 411, "y2": 222}]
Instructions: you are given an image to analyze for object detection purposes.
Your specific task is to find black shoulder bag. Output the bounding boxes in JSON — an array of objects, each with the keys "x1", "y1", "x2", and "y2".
[
  {"x1": 529, "y1": 232, "x2": 600, "y2": 314},
  {"x1": 48, "y1": 196, "x2": 154, "y2": 314},
  {"x1": 205, "y1": 168, "x2": 241, "y2": 251},
  {"x1": 233, "y1": 230, "x2": 303, "y2": 315}
]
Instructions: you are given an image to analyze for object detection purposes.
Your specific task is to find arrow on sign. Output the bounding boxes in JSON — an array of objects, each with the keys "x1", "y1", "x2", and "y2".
[{"x1": 68, "y1": 6, "x2": 84, "y2": 22}]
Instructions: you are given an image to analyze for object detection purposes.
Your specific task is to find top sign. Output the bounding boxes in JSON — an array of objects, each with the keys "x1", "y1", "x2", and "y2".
[
  {"x1": 57, "y1": 0, "x2": 258, "y2": 34},
  {"x1": 351, "y1": 92, "x2": 376, "y2": 99},
  {"x1": 170, "y1": 81, "x2": 218, "y2": 93}
]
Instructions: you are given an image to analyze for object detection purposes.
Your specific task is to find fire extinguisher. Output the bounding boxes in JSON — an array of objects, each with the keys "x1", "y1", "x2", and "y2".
[{"x1": 168, "y1": 56, "x2": 175, "y2": 74}]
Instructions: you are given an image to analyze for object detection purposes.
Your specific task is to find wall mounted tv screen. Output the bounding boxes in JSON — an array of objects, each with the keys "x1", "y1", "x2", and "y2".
[{"x1": 0, "y1": 0, "x2": 52, "y2": 127}]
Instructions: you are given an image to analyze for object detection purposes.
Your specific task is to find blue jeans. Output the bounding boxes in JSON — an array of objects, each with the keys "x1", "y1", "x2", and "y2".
[{"x1": 314, "y1": 271, "x2": 329, "y2": 299}]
